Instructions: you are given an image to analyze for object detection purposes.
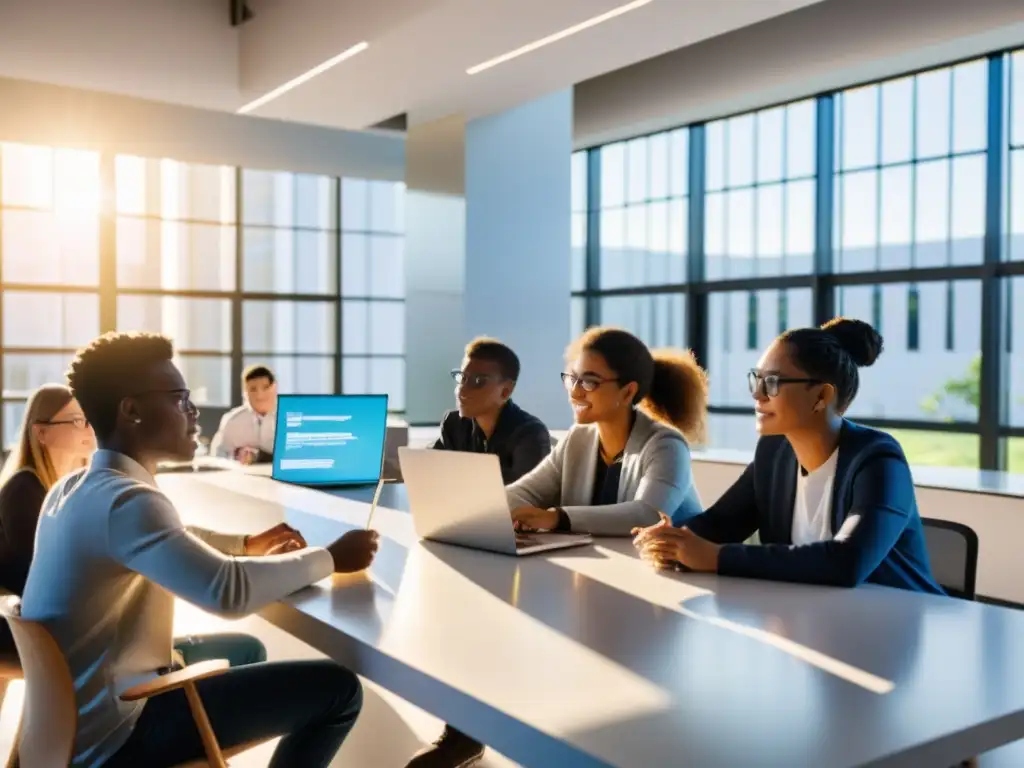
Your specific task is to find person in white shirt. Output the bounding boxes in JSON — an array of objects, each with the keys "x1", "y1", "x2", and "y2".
[
  {"x1": 21, "y1": 332, "x2": 380, "y2": 767},
  {"x1": 210, "y1": 364, "x2": 277, "y2": 463}
]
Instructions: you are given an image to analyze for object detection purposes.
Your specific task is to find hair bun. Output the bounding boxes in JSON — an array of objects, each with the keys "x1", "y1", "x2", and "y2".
[{"x1": 820, "y1": 317, "x2": 883, "y2": 367}]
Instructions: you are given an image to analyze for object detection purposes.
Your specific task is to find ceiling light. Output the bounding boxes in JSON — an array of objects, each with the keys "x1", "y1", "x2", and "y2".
[
  {"x1": 466, "y1": 0, "x2": 653, "y2": 75},
  {"x1": 237, "y1": 41, "x2": 369, "y2": 114}
]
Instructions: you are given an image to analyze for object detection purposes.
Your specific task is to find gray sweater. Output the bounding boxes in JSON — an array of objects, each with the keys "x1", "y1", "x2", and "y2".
[
  {"x1": 506, "y1": 409, "x2": 702, "y2": 535},
  {"x1": 21, "y1": 450, "x2": 334, "y2": 767}
]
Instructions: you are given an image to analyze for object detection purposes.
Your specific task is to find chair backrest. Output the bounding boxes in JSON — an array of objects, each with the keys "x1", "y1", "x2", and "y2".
[
  {"x1": 920, "y1": 518, "x2": 979, "y2": 600},
  {"x1": 0, "y1": 596, "x2": 77, "y2": 767}
]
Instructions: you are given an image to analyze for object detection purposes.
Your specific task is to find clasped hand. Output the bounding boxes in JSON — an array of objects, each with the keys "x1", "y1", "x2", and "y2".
[{"x1": 632, "y1": 513, "x2": 721, "y2": 573}]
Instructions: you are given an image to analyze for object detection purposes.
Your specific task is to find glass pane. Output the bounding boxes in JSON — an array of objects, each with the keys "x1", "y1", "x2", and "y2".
[
  {"x1": 1005, "y1": 277, "x2": 1024, "y2": 427},
  {"x1": 369, "y1": 235, "x2": 404, "y2": 298},
  {"x1": 626, "y1": 138, "x2": 648, "y2": 204},
  {"x1": 704, "y1": 192, "x2": 725, "y2": 280},
  {"x1": 243, "y1": 301, "x2": 335, "y2": 354},
  {"x1": 571, "y1": 212, "x2": 587, "y2": 292},
  {"x1": 3, "y1": 353, "x2": 73, "y2": 399},
  {"x1": 913, "y1": 160, "x2": 950, "y2": 267},
  {"x1": 648, "y1": 133, "x2": 668, "y2": 200},
  {"x1": 950, "y1": 155, "x2": 985, "y2": 265},
  {"x1": 707, "y1": 288, "x2": 813, "y2": 406},
  {"x1": 118, "y1": 296, "x2": 231, "y2": 353},
  {"x1": 668, "y1": 129, "x2": 689, "y2": 197},
  {"x1": 705, "y1": 412, "x2": 759, "y2": 453},
  {"x1": 916, "y1": 68, "x2": 952, "y2": 158},
  {"x1": 158, "y1": 160, "x2": 236, "y2": 223},
  {"x1": 571, "y1": 296, "x2": 586, "y2": 339},
  {"x1": 705, "y1": 121, "x2": 725, "y2": 192},
  {"x1": 244, "y1": 355, "x2": 334, "y2": 395},
  {"x1": 243, "y1": 170, "x2": 336, "y2": 230},
  {"x1": 880, "y1": 77, "x2": 914, "y2": 165},
  {"x1": 726, "y1": 114, "x2": 755, "y2": 188},
  {"x1": 838, "y1": 170, "x2": 878, "y2": 272},
  {"x1": 1012, "y1": 51, "x2": 1024, "y2": 148},
  {"x1": 341, "y1": 233, "x2": 370, "y2": 296},
  {"x1": 3, "y1": 403, "x2": 27, "y2": 450},
  {"x1": 341, "y1": 178, "x2": 369, "y2": 230},
  {"x1": 241, "y1": 228, "x2": 336, "y2": 293},
  {"x1": 3, "y1": 292, "x2": 99, "y2": 348},
  {"x1": 118, "y1": 219, "x2": 235, "y2": 291},
  {"x1": 884, "y1": 429, "x2": 979, "y2": 469},
  {"x1": 879, "y1": 165, "x2": 912, "y2": 271},
  {"x1": 600, "y1": 143, "x2": 626, "y2": 208},
  {"x1": 842, "y1": 85, "x2": 878, "y2": 170},
  {"x1": 786, "y1": 100, "x2": 817, "y2": 179},
  {"x1": 836, "y1": 281, "x2": 981, "y2": 422},
  {"x1": 952, "y1": 59, "x2": 988, "y2": 154},
  {"x1": 370, "y1": 301, "x2": 404, "y2": 355},
  {"x1": 757, "y1": 107, "x2": 784, "y2": 183},
  {"x1": 571, "y1": 151, "x2": 587, "y2": 212},
  {"x1": 1008, "y1": 438, "x2": 1024, "y2": 476},
  {"x1": 2, "y1": 143, "x2": 54, "y2": 208},
  {"x1": 598, "y1": 294, "x2": 686, "y2": 348},
  {"x1": 342, "y1": 301, "x2": 369, "y2": 355},
  {"x1": 1007, "y1": 150, "x2": 1024, "y2": 261},
  {"x1": 177, "y1": 356, "x2": 232, "y2": 407},
  {"x1": 725, "y1": 188, "x2": 754, "y2": 278},
  {"x1": 755, "y1": 185, "x2": 783, "y2": 272},
  {"x1": 598, "y1": 208, "x2": 626, "y2": 290},
  {"x1": 371, "y1": 358, "x2": 405, "y2": 411},
  {"x1": 369, "y1": 180, "x2": 405, "y2": 233},
  {"x1": 3, "y1": 209, "x2": 99, "y2": 285},
  {"x1": 785, "y1": 179, "x2": 815, "y2": 273}
]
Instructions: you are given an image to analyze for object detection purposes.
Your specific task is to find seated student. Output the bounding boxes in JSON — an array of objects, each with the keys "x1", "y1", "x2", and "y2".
[
  {"x1": 506, "y1": 327, "x2": 707, "y2": 536},
  {"x1": 210, "y1": 364, "x2": 277, "y2": 463},
  {"x1": 21, "y1": 332, "x2": 380, "y2": 768},
  {"x1": 434, "y1": 337, "x2": 551, "y2": 483},
  {"x1": 409, "y1": 338, "x2": 550, "y2": 768},
  {"x1": 634, "y1": 318, "x2": 944, "y2": 594},
  {"x1": 0, "y1": 383, "x2": 274, "y2": 671}
]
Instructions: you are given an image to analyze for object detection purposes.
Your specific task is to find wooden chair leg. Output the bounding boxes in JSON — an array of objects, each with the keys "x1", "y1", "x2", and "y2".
[{"x1": 181, "y1": 681, "x2": 226, "y2": 768}]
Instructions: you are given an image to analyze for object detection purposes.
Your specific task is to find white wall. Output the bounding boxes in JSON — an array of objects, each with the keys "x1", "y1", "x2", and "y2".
[{"x1": 692, "y1": 460, "x2": 1024, "y2": 604}]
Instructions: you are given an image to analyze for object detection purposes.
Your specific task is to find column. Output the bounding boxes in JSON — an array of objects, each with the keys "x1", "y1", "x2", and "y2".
[{"x1": 404, "y1": 89, "x2": 573, "y2": 429}]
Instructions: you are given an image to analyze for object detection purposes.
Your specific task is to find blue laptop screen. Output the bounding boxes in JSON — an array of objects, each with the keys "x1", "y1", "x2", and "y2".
[{"x1": 271, "y1": 394, "x2": 388, "y2": 486}]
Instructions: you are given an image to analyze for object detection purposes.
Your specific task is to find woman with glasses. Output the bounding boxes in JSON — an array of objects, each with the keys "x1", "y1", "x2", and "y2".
[
  {"x1": 634, "y1": 317, "x2": 943, "y2": 594},
  {"x1": 506, "y1": 327, "x2": 707, "y2": 536}
]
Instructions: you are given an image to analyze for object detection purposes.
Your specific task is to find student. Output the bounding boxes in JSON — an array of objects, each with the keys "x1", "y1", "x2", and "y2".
[
  {"x1": 506, "y1": 327, "x2": 707, "y2": 536},
  {"x1": 434, "y1": 337, "x2": 551, "y2": 483},
  {"x1": 210, "y1": 364, "x2": 277, "y2": 463},
  {"x1": 634, "y1": 318, "x2": 944, "y2": 594},
  {"x1": 409, "y1": 338, "x2": 550, "y2": 768},
  {"x1": 21, "y1": 332, "x2": 380, "y2": 768}
]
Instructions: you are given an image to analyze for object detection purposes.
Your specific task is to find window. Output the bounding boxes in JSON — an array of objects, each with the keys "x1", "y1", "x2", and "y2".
[
  {"x1": 571, "y1": 151, "x2": 588, "y2": 293},
  {"x1": 340, "y1": 178, "x2": 406, "y2": 410},
  {"x1": 835, "y1": 60, "x2": 987, "y2": 272},
  {"x1": 705, "y1": 101, "x2": 816, "y2": 279},
  {"x1": 708, "y1": 288, "x2": 813, "y2": 407},
  {"x1": 598, "y1": 295, "x2": 686, "y2": 348},
  {"x1": 1004, "y1": 277, "x2": 1024, "y2": 427},
  {"x1": 835, "y1": 281, "x2": 980, "y2": 422},
  {"x1": 1005, "y1": 51, "x2": 1024, "y2": 261},
  {"x1": 598, "y1": 131, "x2": 688, "y2": 290}
]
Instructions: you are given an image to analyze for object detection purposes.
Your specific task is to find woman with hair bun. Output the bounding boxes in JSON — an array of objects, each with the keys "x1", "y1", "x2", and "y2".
[
  {"x1": 506, "y1": 326, "x2": 708, "y2": 536},
  {"x1": 634, "y1": 317, "x2": 944, "y2": 593}
]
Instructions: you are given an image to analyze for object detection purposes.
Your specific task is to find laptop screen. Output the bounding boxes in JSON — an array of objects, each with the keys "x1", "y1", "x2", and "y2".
[{"x1": 271, "y1": 394, "x2": 389, "y2": 487}]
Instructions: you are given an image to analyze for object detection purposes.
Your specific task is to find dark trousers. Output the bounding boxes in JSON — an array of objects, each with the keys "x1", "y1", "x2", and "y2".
[{"x1": 103, "y1": 660, "x2": 362, "y2": 768}]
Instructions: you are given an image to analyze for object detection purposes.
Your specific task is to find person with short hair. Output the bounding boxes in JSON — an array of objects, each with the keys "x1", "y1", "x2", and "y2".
[
  {"x1": 210, "y1": 364, "x2": 277, "y2": 463},
  {"x1": 22, "y1": 332, "x2": 380, "y2": 767},
  {"x1": 634, "y1": 318, "x2": 944, "y2": 594},
  {"x1": 506, "y1": 327, "x2": 707, "y2": 536},
  {"x1": 408, "y1": 338, "x2": 550, "y2": 768}
]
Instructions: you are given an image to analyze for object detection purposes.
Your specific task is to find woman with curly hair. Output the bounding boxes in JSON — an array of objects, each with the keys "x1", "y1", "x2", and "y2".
[{"x1": 506, "y1": 326, "x2": 708, "y2": 536}]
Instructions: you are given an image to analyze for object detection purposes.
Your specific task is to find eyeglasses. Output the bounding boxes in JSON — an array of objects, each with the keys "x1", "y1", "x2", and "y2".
[
  {"x1": 38, "y1": 417, "x2": 89, "y2": 429},
  {"x1": 133, "y1": 389, "x2": 197, "y2": 414},
  {"x1": 560, "y1": 372, "x2": 619, "y2": 393},
  {"x1": 451, "y1": 370, "x2": 503, "y2": 389},
  {"x1": 748, "y1": 370, "x2": 822, "y2": 398}
]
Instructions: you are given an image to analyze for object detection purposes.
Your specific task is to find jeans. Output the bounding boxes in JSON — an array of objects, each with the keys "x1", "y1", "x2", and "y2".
[
  {"x1": 173, "y1": 632, "x2": 267, "y2": 668},
  {"x1": 103, "y1": 659, "x2": 362, "y2": 768}
]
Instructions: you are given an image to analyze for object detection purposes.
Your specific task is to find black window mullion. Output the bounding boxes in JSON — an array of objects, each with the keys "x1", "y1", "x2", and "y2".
[
  {"x1": 813, "y1": 95, "x2": 836, "y2": 325},
  {"x1": 335, "y1": 177, "x2": 344, "y2": 394},
  {"x1": 231, "y1": 167, "x2": 244, "y2": 407},
  {"x1": 585, "y1": 148, "x2": 602, "y2": 328},
  {"x1": 686, "y1": 124, "x2": 707, "y2": 369}
]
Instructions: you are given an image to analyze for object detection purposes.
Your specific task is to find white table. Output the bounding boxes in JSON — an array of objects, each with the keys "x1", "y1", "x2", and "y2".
[{"x1": 159, "y1": 470, "x2": 1024, "y2": 768}]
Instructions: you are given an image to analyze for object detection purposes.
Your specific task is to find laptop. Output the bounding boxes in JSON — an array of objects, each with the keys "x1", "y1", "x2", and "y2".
[
  {"x1": 271, "y1": 394, "x2": 389, "y2": 489},
  {"x1": 398, "y1": 447, "x2": 593, "y2": 556}
]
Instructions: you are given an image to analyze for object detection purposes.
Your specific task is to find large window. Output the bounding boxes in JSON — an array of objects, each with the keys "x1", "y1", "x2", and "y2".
[
  {"x1": 0, "y1": 145, "x2": 406, "y2": 447},
  {"x1": 576, "y1": 49, "x2": 1024, "y2": 473}
]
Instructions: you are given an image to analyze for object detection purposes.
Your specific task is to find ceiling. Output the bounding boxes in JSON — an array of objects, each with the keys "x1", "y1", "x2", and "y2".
[{"x1": 0, "y1": 0, "x2": 824, "y2": 132}]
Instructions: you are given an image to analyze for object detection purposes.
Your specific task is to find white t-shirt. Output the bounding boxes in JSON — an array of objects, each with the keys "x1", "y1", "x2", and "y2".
[{"x1": 791, "y1": 447, "x2": 840, "y2": 545}]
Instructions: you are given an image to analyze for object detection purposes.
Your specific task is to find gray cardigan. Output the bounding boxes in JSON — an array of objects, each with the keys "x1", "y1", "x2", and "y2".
[{"x1": 505, "y1": 409, "x2": 702, "y2": 536}]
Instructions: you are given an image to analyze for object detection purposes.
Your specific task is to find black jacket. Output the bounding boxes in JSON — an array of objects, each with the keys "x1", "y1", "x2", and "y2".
[
  {"x1": 434, "y1": 400, "x2": 551, "y2": 484},
  {"x1": 687, "y1": 420, "x2": 944, "y2": 593}
]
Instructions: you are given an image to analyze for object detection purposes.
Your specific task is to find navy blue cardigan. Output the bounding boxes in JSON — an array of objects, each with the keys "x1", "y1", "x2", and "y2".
[{"x1": 687, "y1": 421, "x2": 944, "y2": 593}]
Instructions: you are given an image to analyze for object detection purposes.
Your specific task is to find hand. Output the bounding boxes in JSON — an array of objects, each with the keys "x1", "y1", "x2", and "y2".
[
  {"x1": 511, "y1": 506, "x2": 559, "y2": 532},
  {"x1": 327, "y1": 529, "x2": 380, "y2": 573},
  {"x1": 234, "y1": 446, "x2": 258, "y2": 465},
  {"x1": 633, "y1": 513, "x2": 721, "y2": 573},
  {"x1": 245, "y1": 523, "x2": 307, "y2": 556}
]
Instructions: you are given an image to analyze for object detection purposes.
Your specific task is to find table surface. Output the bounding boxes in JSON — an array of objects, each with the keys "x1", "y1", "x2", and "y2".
[{"x1": 160, "y1": 471, "x2": 1024, "y2": 768}]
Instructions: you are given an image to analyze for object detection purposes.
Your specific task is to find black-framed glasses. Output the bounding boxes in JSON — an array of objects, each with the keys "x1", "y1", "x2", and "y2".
[
  {"x1": 560, "y1": 372, "x2": 619, "y2": 393},
  {"x1": 450, "y1": 370, "x2": 503, "y2": 389},
  {"x1": 132, "y1": 388, "x2": 196, "y2": 414},
  {"x1": 37, "y1": 417, "x2": 89, "y2": 429},
  {"x1": 748, "y1": 370, "x2": 822, "y2": 398}
]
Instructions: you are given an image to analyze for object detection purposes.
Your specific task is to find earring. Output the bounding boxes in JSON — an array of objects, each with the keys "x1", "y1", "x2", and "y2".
[{"x1": 133, "y1": 417, "x2": 142, "y2": 424}]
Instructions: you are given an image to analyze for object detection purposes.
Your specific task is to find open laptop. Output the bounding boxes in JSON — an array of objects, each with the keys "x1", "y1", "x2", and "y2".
[
  {"x1": 398, "y1": 447, "x2": 592, "y2": 556},
  {"x1": 271, "y1": 394, "x2": 388, "y2": 489}
]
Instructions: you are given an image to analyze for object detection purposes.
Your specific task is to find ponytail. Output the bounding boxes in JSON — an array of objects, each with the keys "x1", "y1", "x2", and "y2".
[{"x1": 640, "y1": 349, "x2": 708, "y2": 444}]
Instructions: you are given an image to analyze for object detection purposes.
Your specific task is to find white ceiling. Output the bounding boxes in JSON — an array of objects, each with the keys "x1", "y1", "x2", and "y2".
[{"x1": 0, "y1": 0, "x2": 824, "y2": 131}]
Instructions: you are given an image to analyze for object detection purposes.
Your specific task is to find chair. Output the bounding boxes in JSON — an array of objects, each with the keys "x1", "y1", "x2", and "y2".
[
  {"x1": 921, "y1": 518, "x2": 979, "y2": 600},
  {"x1": 0, "y1": 596, "x2": 266, "y2": 768}
]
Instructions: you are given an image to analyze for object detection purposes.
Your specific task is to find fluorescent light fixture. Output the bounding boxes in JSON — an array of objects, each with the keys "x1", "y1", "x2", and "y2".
[
  {"x1": 466, "y1": 0, "x2": 653, "y2": 75},
  {"x1": 238, "y1": 41, "x2": 369, "y2": 114}
]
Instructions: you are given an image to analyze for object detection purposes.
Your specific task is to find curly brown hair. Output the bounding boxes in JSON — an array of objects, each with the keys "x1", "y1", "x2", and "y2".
[{"x1": 568, "y1": 327, "x2": 708, "y2": 444}]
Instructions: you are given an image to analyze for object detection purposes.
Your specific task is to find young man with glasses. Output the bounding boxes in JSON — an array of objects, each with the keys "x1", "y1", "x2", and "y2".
[
  {"x1": 210, "y1": 364, "x2": 278, "y2": 464},
  {"x1": 410, "y1": 337, "x2": 550, "y2": 768},
  {"x1": 22, "y1": 332, "x2": 380, "y2": 767}
]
